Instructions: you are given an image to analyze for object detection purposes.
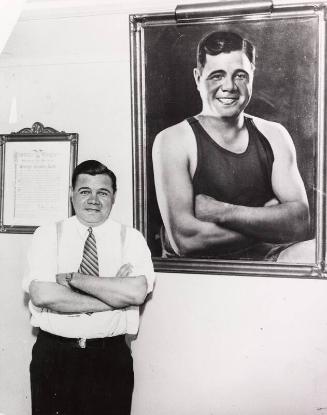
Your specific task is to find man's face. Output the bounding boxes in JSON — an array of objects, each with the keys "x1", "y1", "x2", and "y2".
[
  {"x1": 71, "y1": 173, "x2": 116, "y2": 227},
  {"x1": 194, "y1": 50, "x2": 254, "y2": 119}
]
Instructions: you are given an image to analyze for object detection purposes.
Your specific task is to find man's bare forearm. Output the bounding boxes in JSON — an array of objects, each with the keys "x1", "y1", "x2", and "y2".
[
  {"x1": 168, "y1": 217, "x2": 255, "y2": 256},
  {"x1": 226, "y1": 202, "x2": 309, "y2": 242},
  {"x1": 68, "y1": 273, "x2": 148, "y2": 308},
  {"x1": 29, "y1": 281, "x2": 113, "y2": 313},
  {"x1": 195, "y1": 194, "x2": 309, "y2": 243}
]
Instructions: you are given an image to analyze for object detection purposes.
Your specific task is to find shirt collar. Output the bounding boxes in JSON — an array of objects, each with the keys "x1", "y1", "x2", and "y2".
[{"x1": 73, "y1": 215, "x2": 114, "y2": 238}]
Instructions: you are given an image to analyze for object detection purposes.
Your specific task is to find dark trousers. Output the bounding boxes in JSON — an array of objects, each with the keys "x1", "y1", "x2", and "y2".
[{"x1": 30, "y1": 330, "x2": 134, "y2": 415}]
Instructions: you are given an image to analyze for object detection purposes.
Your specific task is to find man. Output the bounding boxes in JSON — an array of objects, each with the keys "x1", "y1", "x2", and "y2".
[
  {"x1": 152, "y1": 31, "x2": 311, "y2": 261},
  {"x1": 23, "y1": 160, "x2": 155, "y2": 415}
]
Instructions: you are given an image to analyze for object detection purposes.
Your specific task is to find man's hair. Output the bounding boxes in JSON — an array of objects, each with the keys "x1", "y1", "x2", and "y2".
[
  {"x1": 196, "y1": 31, "x2": 255, "y2": 72},
  {"x1": 72, "y1": 159, "x2": 117, "y2": 192}
]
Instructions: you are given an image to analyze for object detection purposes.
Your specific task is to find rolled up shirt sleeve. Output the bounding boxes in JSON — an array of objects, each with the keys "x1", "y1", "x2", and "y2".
[
  {"x1": 22, "y1": 224, "x2": 57, "y2": 293},
  {"x1": 124, "y1": 227, "x2": 155, "y2": 294}
]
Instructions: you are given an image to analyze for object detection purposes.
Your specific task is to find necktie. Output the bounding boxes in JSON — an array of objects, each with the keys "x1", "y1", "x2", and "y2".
[{"x1": 78, "y1": 227, "x2": 99, "y2": 276}]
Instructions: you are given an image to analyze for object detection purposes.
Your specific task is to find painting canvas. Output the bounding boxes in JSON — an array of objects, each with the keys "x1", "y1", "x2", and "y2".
[{"x1": 130, "y1": 2, "x2": 326, "y2": 277}]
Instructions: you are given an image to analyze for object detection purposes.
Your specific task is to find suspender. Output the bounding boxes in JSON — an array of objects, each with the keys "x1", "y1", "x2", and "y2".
[
  {"x1": 120, "y1": 224, "x2": 127, "y2": 263},
  {"x1": 56, "y1": 220, "x2": 64, "y2": 274}
]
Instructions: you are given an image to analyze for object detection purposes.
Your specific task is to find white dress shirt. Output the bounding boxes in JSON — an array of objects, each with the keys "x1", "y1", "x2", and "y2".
[{"x1": 23, "y1": 216, "x2": 155, "y2": 339}]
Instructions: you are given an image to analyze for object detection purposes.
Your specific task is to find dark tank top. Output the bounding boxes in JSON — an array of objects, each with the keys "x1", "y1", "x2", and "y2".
[
  {"x1": 160, "y1": 116, "x2": 289, "y2": 260},
  {"x1": 190, "y1": 116, "x2": 275, "y2": 206}
]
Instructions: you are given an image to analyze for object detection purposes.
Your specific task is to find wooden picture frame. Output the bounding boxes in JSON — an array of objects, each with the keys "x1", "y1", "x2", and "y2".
[{"x1": 0, "y1": 122, "x2": 78, "y2": 233}]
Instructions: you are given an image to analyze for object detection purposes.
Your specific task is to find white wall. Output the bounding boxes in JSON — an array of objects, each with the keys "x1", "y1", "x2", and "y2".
[
  {"x1": 133, "y1": 274, "x2": 327, "y2": 415},
  {"x1": 1, "y1": 1, "x2": 327, "y2": 415}
]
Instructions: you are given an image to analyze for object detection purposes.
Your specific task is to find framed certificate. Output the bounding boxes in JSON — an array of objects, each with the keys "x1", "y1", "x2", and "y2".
[{"x1": 0, "y1": 122, "x2": 78, "y2": 233}]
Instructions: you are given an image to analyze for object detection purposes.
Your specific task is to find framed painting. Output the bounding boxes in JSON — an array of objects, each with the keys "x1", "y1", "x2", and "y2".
[
  {"x1": 130, "y1": 0, "x2": 327, "y2": 277},
  {"x1": 0, "y1": 122, "x2": 78, "y2": 233}
]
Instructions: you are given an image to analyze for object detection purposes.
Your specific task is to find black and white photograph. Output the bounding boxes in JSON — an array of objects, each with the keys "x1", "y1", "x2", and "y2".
[{"x1": 2, "y1": 1, "x2": 327, "y2": 415}]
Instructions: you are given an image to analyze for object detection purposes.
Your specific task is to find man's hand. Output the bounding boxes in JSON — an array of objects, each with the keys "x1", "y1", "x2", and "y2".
[
  {"x1": 264, "y1": 197, "x2": 280, "y2": 207},
  {"x1": 56, "y1": 272, "x2": 77, "y2": 287},
  {"x1": 115, "y1": 263, "x2": 133, "y2": 278},
  {"x1": 56, "y1": 264, "x2": 134, "y2": 289},
  {"x1": 66, "y1": 263, "x2": 147, "y2": 308},
  {"x1": 196, "y1": 195, "x2": 281, "y2": 222},
  {"x1": 195, "y1": 194, "x2": 231, "y2": 223}
]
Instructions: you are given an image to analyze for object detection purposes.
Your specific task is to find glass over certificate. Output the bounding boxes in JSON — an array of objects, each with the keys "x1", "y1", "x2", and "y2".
[{"x1": 0, "y1": 123, "x2": 78, "y2": 233}]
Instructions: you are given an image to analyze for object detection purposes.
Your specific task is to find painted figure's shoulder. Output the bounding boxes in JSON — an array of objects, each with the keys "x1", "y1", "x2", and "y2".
[
  {"x1": 155, "y1": 119, "x2": 193, "y2": 142},
  {"x1": 248, "y1": 114, "x2": 280, "y2": 130},
  {"x1": 247, "y1": 114, "x2": 295, "y2": 159},
  {"x1": 153, "y1": 119, "x2": 195, "y2": 156},
  {"x1": 248, "y1": 114, "x2": 291, "y2": 143}
]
